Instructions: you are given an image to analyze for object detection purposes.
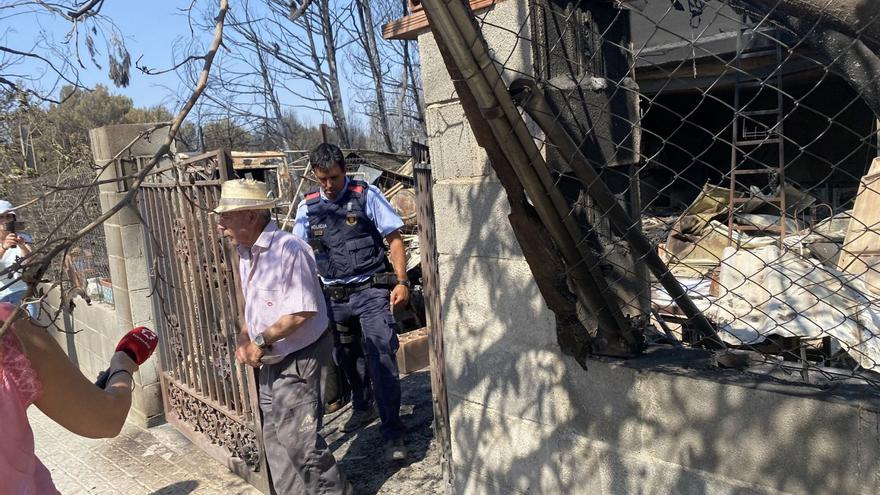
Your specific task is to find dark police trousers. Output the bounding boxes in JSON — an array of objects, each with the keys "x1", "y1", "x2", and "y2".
[
  {"x1": 259, "y1": 331, "x2": 348, "y2": 494},
  {"x1": 329, "y1": 286, "x2": 404, "y2": 441}
]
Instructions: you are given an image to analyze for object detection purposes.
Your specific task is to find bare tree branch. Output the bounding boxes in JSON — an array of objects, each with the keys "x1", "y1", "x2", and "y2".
[
  {"x1": 136, "y1": 53, "x2": 205, "y2": 76},
  {"x1": 66, "y1": 0, "x2": 104, "y2": 20},
  {"x1": 0, "y1": 0, "x2": 230, "y2": 338}
]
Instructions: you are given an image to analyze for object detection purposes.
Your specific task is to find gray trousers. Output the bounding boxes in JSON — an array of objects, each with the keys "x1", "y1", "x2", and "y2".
[{"x1": 259, "y1": 331, "x2": 348, "y2": 494}]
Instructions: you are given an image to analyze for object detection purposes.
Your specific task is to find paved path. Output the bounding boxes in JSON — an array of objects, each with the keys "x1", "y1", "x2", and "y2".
[
  {"x1": 31, "y1": 408, "x2": 260, "y2": 495},
  {"x1": 31, "y1": 370, "x2": 442, "y2": 495}
]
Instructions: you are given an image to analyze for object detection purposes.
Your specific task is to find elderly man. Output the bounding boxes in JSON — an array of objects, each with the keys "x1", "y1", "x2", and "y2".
[
  {"x1": 215, "y1": 179, "x2": 351, "y2": 495},
  {"x1": 293, "y1": 143, "x2": 409, "y2": 462}
]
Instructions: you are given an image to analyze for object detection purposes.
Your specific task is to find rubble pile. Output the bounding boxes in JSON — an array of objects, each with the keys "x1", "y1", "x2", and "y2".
[{"x1": 652, "y1": 160, "x2": 880, "y2": 376}]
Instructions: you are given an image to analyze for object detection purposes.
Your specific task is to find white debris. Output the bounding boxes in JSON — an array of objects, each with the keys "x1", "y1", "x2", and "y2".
[{"x1": 706, "y1": 245, "x2": 880, "y2": 370}]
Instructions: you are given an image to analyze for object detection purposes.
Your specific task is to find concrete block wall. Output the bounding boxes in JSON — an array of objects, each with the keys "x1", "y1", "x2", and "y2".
[
  {"x1": 54, "y1": 122, "x2": 171, "y2": 427},
  {"x1": 418, "y1": 1, "x2": 880, "y2": 494},
  {"x1": 45, "y1": 286, "x2": 118, "y2": 382}
]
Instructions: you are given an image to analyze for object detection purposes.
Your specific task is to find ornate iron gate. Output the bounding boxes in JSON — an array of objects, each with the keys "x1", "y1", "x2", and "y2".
[{"x1": 139, "y1": 151, "x2": 270, "y2": 493}]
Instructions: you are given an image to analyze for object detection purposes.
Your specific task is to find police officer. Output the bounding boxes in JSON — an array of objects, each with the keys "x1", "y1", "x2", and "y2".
[{"x1": 293, "y1": 143, "x2": 410, "y2": 461}]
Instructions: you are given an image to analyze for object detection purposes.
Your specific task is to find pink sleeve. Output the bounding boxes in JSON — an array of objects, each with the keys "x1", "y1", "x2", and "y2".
[
  {"x1": 0, "y1": 303, "x2": 59, "y2": 494},
  {"x1": 0, "y1": 303, "x2": 41, "y2": 407}
]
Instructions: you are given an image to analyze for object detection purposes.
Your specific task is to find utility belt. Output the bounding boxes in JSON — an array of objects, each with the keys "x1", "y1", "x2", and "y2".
[{"x1": 323, "y1": 272, "x2": 398, "y2": 302}]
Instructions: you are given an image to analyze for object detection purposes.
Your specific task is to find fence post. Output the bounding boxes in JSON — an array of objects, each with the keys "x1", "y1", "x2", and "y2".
[
  {"x1": 413, "y1": 148, "x2": 455, "y2": 494},
  {"x1": 88, "y1": 123, "x2": 172, "y2": 427}
]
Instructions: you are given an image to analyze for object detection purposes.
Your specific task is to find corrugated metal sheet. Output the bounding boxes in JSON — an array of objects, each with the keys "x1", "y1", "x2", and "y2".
[{"x1": 708, "y1": 245, "x2": 880, "y2": 370}]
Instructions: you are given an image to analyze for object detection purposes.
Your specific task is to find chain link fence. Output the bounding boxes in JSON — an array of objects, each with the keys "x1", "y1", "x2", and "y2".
[
  {"x1": 6, "y1": 169, "x2": 113, "y2": 305},
  {"x1": 425, "y1": 0, "x2": 880, "y2": 389}
]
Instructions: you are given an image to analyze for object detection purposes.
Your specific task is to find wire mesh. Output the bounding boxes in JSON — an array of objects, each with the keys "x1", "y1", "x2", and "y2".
[
  {"x1": 7, "y1": 169, "x2": 114, "y2": 305},
  {"x1": 451, "y1": 0, "x2": 880, "y2": 389}
]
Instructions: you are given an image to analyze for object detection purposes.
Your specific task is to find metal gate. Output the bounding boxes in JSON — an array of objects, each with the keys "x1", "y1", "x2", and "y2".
[
  {"x1": 411, "y1": 142, "x2": 454, "y2": 491},
  {"x1": 139, "y1": 150, "x2": 270, "y2": 492}
]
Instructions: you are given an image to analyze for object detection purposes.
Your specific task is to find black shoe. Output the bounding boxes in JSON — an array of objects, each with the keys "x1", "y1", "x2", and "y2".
[
  {"x1": 385, "y1": 438, "x2": 408, "y2": 462},
  {"x1": 342, "y1": 406, "x2": 378, "y2": 433},
  {"x1": 324, "y1": 399, "x2": 345, "y2": 415}
]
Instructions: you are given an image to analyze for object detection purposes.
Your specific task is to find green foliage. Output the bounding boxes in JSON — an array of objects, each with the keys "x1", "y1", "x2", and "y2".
[
  {"x1": 53, "y1": 85, "x2": 134, "y2": 135},
  {"x1": 0, "y1": 85, "x2": 180, "y2": 181},
  {"x1": 125, "y1": 105, "x2": 176, "y2": 124},
  {"x1": 0, "y1": 84, "x2": 360, "y2": 182}
]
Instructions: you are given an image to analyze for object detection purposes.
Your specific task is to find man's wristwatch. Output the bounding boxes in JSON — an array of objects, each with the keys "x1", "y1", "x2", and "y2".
[
  {"x1": 254, "y1": 333, "x2": 269, "y2": 350},
  {"x1": 396, "y1": 279, "x2": 412, "y2": 289}
]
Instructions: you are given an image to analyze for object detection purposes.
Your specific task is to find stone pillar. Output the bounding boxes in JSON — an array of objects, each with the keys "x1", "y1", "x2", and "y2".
[{"x1": 89, "y1": 123, "x2": 172, "y2": 427}]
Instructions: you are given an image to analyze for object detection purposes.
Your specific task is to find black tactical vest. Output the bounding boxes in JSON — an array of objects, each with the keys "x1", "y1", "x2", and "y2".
[{"x1": 304, "y1": 180, "x2": 388, "y2": 280}]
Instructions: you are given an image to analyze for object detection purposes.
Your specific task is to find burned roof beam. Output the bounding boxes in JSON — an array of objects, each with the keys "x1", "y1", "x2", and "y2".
[
  {"x1": 725, "y1": 0, "x2": 880, "y2": 118},
  {"x1": 725, "y1": 0, "x2": 880, "y2": 54}
]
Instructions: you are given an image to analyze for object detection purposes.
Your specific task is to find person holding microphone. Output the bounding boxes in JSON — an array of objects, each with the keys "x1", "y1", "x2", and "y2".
[{"x1": 0, "y1": 302, "x2": 158, "y2": 494}]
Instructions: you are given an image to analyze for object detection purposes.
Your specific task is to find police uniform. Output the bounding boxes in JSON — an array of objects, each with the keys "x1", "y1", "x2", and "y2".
[{"x1": 293, "y1": 178, "x2": 405, "y2": 443}]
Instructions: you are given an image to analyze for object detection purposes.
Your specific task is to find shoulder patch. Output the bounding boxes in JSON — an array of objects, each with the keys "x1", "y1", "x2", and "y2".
[
  {"x1": 304, "y1": 191, "x2": 320, "y2": 200},
  {"x1": 347, "y1": 183, "x2": 365, "y2": 195}
]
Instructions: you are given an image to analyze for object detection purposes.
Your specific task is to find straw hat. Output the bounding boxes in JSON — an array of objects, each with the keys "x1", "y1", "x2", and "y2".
[{"x1": 213, "y1": 179, "x2": 278, "y2": 213}]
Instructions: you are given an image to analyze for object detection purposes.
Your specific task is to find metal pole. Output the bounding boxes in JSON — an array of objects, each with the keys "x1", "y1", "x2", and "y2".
[{"x1": 422, "y1": 0, "x2": 640, "y2": 355}]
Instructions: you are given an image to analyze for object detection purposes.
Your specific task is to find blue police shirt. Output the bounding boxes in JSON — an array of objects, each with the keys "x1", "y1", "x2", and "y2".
[{"x1": 293, "y1": 177, "x2": 404, "y2": 285}]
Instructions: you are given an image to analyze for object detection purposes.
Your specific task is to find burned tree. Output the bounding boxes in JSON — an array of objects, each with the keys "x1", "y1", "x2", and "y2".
[
  {"x1": 0, "y1": 0, "x2": 231, "y2": 335},
  {"x1": 210, "y1": 0, "x2": 354, "y2": 147},
  {"x1": 352, "y1": 0, "x2": 396, "y2": 152},
  {"x1": 346, "y1": 0, "x2": 426, "y2": 152}
]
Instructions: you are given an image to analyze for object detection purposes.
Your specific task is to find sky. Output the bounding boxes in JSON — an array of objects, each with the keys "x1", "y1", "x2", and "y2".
[
  {"x1": 5, "y1": 2, "x2": 196, "y2": 107},
  {"x1": 4, "y1": 2, "x2": 337, "y2": 125},
  {"x1": 94, "y1": 2, "x2": 200, "y2": 108}
]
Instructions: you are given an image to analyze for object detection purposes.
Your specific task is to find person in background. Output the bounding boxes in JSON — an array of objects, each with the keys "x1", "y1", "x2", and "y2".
[
  {"x1": 293, "y1": 143, "x2": 410, "y2": 462},
  {"x1": 0, "y1": 200, "x2": 38, "y2": 319},
  {"x1": 215, "y1": 179, "x2": 352, "y2": 495},
  {"x1": 0, "y1": 303, "x2": 158, "y2": 494}
]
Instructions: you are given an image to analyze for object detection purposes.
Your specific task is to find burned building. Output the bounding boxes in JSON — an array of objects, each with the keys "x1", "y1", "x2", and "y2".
[
  {"x1": 632, "y1": 1, "x2": 876, "y2": 214},
  {"x1": 386, "y1": 0, "x2": 880, "y2": 493}
]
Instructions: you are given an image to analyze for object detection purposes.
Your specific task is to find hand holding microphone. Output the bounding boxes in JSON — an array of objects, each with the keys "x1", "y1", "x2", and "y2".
[
  {"x1": 114, "y1": 326, "x2": 159, "y2": 365},
  {"x1": 95, "y1": 326, "x2": 159, "y2": 389}
]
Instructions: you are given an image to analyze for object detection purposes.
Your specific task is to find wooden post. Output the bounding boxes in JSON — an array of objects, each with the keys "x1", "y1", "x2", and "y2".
[{"x1": 320, "y1": 123, "x2": 329, "y2": 144}]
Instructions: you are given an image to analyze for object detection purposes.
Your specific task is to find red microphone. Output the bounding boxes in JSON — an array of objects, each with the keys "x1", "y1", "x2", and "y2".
[
  {"x1": 115, "y1": 326, "x2": 159, "y2": 365},
  {"x1": 95, "y1": 326, "x2": 159, "y2": 388}
]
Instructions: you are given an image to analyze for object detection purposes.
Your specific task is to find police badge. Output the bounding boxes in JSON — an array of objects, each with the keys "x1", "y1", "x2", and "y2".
[{"x1": 345, "y1": 201, "x2": 358, "y2": 226}]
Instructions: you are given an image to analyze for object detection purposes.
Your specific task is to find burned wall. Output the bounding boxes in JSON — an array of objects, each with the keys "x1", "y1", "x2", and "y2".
[
  {"x1": 418, "y1": 0, "x2": 880, "y2": 493},
  {"x1": 639, "y1": 74, "x2": 873, "y2": 213}
]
